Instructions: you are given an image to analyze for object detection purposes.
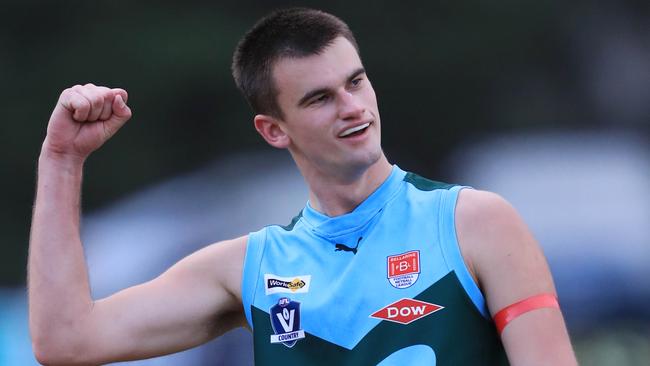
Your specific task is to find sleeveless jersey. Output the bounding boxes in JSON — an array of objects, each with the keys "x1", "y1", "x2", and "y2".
[{"x1": 242, "y1": 166, "x2": 508, "y2": 365}]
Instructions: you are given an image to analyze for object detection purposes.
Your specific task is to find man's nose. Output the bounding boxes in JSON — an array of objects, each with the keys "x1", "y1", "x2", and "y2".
[{"x1": 338, "y1": 91, "x2": 365, "y2": 120}]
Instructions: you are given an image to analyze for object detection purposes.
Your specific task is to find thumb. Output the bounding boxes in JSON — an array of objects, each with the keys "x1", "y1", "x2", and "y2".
[
  {"x1": 102, "y1": 94, "x2": 132, "y2": 137},
  {"x1": 112, "y1": 94, "x2": 132, "y2": 119}
]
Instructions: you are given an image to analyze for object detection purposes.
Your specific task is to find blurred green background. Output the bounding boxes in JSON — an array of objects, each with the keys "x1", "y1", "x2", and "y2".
[{"x1": 1, "y1": 1, "x2": 648, "y2": 364}]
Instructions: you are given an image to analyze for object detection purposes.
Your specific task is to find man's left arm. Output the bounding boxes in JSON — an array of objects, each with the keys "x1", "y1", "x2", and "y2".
[{"x1": 455, "y1": 189, "x2": 577, "y2": 366}]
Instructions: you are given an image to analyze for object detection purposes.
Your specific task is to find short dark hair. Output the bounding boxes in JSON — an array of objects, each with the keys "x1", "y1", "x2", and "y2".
[{"x1": 232, "y1": 8, "x2": 359, "y2": 119}]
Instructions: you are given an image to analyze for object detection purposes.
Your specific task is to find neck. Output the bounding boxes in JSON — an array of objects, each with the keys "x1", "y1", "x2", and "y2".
[{"x1": 301, "y1": 155, "x2": 392, "y2": 217}]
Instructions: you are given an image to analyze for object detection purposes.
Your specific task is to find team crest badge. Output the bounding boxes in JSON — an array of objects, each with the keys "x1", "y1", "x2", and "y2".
[
  {"x1": 387, "y1": 250, "x2": 420, "y2": 289},
  {"x1": 269, "y1": 297, "x2": 305, "y2": 347}
]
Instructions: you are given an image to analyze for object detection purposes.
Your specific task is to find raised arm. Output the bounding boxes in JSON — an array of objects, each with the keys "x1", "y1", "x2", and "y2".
[
  {"x1": 455, "y1": 189, "x2": 577, "y2": 366},
  {"x1": 29, "y1": 84, "x2": 247, "y2": 365}
]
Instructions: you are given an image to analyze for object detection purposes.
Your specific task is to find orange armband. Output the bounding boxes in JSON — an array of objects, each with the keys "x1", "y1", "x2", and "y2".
[{"x1": 493, "y1": 293, "x2": 560, "y2": 335}]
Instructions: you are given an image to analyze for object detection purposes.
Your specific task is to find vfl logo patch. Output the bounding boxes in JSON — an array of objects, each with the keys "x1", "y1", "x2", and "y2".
[
  {"x1": 387, "y1": 250, "x2": 420, "y2": 289},
  {"x1": 370, "y1": 298, "x2": 444, "y2": 325},
  {"x1": 269, "y1": 297, "x2": 306, "y2": 347},
  {"x1": 264, "y1": 274, "x2": 311, "y2": 295}
]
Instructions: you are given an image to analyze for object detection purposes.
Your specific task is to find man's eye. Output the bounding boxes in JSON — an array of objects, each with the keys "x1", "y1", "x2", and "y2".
[
  {"x1": 351, "y1": 77, "x2": 363, "y2": 87},
  {"x1": 310, "y1": 94, "x2": 329, "y2": 105}
]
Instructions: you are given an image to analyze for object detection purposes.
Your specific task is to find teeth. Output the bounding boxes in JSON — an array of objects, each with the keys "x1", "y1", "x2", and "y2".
[{"x1": 339, "y1": 123, "x2": 370, "y2": 137}]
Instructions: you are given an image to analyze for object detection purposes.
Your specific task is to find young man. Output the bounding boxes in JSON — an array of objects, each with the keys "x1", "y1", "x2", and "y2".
[{"x1": 29, "y1": 8, "x2": 577, "y2": 366}]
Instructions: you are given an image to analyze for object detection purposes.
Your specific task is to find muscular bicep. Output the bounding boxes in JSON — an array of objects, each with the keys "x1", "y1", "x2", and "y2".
[
  {"x1": 81, "y1": 236, "x2": 247, "y2": 364},
  {"x1": 456, "y1": 190, "x2": 576, "y2": 365}
]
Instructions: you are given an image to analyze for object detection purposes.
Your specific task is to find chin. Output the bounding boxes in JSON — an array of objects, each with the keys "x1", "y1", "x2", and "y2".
[{"x1": 344, "y1": 148, "x2": 383, "y2": 172}]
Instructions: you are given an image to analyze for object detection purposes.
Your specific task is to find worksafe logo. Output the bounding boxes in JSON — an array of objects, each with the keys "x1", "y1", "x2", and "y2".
[
  {"x1": 370, "y1": 298, "x2": 444, "y2": 325},
  {"x1": 264, "y1": 274, "x2": 311, "y2": 295},
  {"x1": 269, "y1": 297, "x2": 306, "y2": 347},
  {"x1": 387, "y1": 250, "x2": 420, "y2": 289}
]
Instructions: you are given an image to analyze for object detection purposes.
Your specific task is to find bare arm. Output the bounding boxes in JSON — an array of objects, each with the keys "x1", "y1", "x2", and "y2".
[
  {"x1": 29, "y1": 85, "x2": 246, "y2": 365},
  {"x1": 456, "y1": 189, "x2": 577, "y2": 366}
]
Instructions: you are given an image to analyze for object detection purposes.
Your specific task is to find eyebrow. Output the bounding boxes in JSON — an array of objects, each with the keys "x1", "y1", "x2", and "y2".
[{"x1": 297, "y1": 67, "x2": 366, "y2": 107}]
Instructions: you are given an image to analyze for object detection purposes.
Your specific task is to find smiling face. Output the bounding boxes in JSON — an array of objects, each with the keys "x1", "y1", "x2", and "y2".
[{"x1": 264, "y1": 37, "x2": 384, "y2": 181}]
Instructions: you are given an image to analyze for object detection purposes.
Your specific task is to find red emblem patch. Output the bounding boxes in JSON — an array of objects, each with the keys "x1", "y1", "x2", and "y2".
[
  {"x1": 370, "y1": 298, "x2": 444, "y2": 325},
  {"x1": 387, "y1": 250, "x2": 420, "y2": 289}
]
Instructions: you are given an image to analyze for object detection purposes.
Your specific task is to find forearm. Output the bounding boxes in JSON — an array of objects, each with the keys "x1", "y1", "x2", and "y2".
[{"x1": 28, "y1": 149, "x2": 94, "y2": 360}]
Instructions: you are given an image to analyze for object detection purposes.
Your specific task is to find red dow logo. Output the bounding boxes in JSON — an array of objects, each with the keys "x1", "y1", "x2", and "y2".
[{"x1": 370, "y1": 298, "x2": 444, "y2": 325}]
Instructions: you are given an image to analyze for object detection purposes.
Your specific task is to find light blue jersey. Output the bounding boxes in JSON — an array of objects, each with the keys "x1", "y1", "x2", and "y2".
[{"x1": 242, "y1": 166, "x2": 507, "y2": 365}]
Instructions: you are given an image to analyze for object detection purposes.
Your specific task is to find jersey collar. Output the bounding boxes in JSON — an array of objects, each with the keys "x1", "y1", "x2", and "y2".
[{"x1": 302, "y1": 165, "x2": 406, "y2": 239}]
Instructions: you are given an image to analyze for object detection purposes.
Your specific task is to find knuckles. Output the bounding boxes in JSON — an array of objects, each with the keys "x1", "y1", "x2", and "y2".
[
  {"x1": 58, "y1": 84, "x2": 130, "y2": 124},
  {"x1": 61, "y1": 83, "x2": 128, "y2": 111}
]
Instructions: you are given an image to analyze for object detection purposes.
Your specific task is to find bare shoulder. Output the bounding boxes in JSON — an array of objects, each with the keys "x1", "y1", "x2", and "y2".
[
  {"x1": 454, "y1": 190, "x2": 576, "y2": 364},
  {"x1": 455, "y1": 189, "x2": 522, "y2": 237},
  {"x1": 455, "y1": 189, "x2": 578, "y2": 363},
  {"x1": 454, "y1": 189, "x2": 556, "y2": 311}
]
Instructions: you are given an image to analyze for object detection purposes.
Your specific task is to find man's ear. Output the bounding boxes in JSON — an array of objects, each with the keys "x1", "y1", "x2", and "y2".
[{"x1": 254, "y1": 114, "x2": 290, "y2": 149}]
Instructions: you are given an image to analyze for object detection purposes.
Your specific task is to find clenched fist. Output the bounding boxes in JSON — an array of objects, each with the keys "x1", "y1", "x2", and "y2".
[{"x1": 43, "y1": 83, "x2": 132, "y2": 161}]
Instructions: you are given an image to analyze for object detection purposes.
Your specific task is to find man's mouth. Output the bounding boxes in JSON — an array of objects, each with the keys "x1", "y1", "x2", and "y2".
[{"x1": 338, "y1": 122, "x2": 371, "y2": 138}]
